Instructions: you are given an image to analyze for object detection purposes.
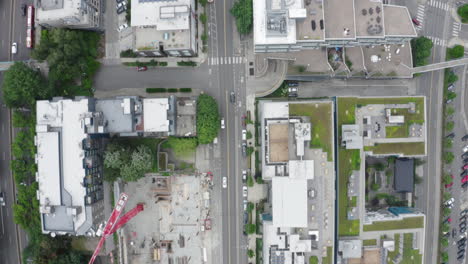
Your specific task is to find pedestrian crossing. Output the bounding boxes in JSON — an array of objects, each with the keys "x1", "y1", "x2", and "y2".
[
  {"x1": 452, "y1": 21, "x2": 461, "y2": 37},
  {"x1": 427, "y1": 36, "x2": 447, "y2": 47},
  {"x1": 428, "y1": 0, "x2": 450, "y2": 11},
  {"x1": 416, "y1": 4, "x2": 425, "y2": 31},
  {"x1": 208, "y1": 56, "x2": 246, "y2": 65}
]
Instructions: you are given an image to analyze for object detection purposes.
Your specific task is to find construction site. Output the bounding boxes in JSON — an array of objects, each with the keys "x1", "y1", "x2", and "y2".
[{"x1": 115, "y1": 173, "x2": 214, "y2": 264}]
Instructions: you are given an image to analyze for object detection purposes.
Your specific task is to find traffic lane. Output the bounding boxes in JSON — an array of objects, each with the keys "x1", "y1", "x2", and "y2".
[
  {"x1": 93, "y1": 65, "x2": 211, "y2": 91},
  {"x1": 12, "y1": 0, "x2": 33, "y2": 61},
  {"x1": 0, "y1": 0, "x2": 12, "y2": 61}
]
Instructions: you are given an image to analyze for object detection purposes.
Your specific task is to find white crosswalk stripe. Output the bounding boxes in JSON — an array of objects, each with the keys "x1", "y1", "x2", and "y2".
[
  {"x1": 427, "y1": 36, "x2": 447, "y2": 47},
  {"x1": 428, "y1": 0, "x2": 450, "y2": 11},
  {"x1": 416, "y1": 4, "x2": 425, "y2": 31},
  {"x1": 208, "y1": 56, "x2": 246, "y2": 65},
  {"x1": 453, "y1": 22, "x2": 461, "y2": 37}
]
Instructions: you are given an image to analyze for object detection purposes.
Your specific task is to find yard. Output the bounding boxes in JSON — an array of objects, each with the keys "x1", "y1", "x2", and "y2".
[
  {"x1": 289, "y1": 102, "x2": 333, "y2": 161},
  {"x1": 401, "y1": 233, "x2": 422, "y2": 264},
  {"x1": 363, "y1": 216, "x2": 424, "y2": 231},
  {"x1": 108, "y1": 137, "x2": 161, "y2": 172},
  {"x1": 363, "y1": 239, "x2": 377, "y2": 246},
  {"x1": 364, "y1": 142, "x2": 425, "y2": 156},
  {"x1": 337, "y1": 149, "x2": 360, "y2": 236},
  {"x1": 387, "y1": 234, "x2": 400, "y2": 263},
  {"x1": 385, "y1": 125, "x2": 408, "y2": 138},
  {"x1": 322, "y1": 247, "x2": 333, "y2": 264}
]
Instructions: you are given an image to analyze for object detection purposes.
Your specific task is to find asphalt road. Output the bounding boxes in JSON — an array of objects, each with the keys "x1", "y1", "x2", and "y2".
[{"x1": 0, "y1": 0, "x2": 32, "y2": 62}]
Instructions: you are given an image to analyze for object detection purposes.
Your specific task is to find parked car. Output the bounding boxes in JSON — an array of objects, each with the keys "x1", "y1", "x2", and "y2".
[
  {"x1": 454, "y1": 228, "x2": 458, "y2": 238},
  {"x1": 117, "y1": 23, "x2": 128, "y2": 32},
  {"x1": 463, "y1": 134, "x2": 468, "y2": 141},
  {"x1": 230, "y1": 91, "x2": 235, "y2": 103},
  {"x1": 462, "y1": 175, "x2": 468, "y2": 183},
  {"x1": 242, "y1": 142, "x2": 247, "y2": 157},
  {"x1": 461, "y1": 227, "x2": 467, "y2": 233},
  {"x1": 137, "y1": 66, "x2": 147, "y2": 72},
  {"x1": 464, "y1": 146, "x2": 468, "y2": 153},
  {"x1": 117, "y1": 4, "x2": 127, "y2": 14},
  {"x1": 446, "y1": 197, "x2": 455, "y2": 205},
  {"x1": 461, "y1": 170, "x2": 467, "y2": 176},
  {"x1": 445, "y1": 182, "x2": 454, "y2": 188},
  {"x1": 242, "y1": 170, "x2": 247, "y2": 183},
  {"x1": 221, "y1": 118, "x2": 225, "y2": 129},
  {"x1": 243, "y1": 199, "x2": 247, "y2": 211},
  {"x1": 444, "y1": 218, "x2": 452, "y2": 224},
  {"x1": 412, "y1": 18, "x2": 421, "y2": 26},
  {"x1": 116, "y1": 1, "x2": 126, "y2": 8},
  {"x1": 222, "y1": 176, "x2": 227, "y2": 188},
  {"x1": 287, "y1": 81, "x2": 299, "y2": 87},
  {"x1": 446, "y1": 99, "x2": 453, "y2": 104},
  {"x1": 462, "y1": 152, "x2": 468, "y2": 159},
  {"x1": 463, "y1": 164, "x2": 468, "y2": 170},
  {"x1": 241, "y1": 115, "x2": 246, "y2": 127},
  {"x1": 11, "y1": 42, "x2": 17, "y2": 54},
  {"x1": 447, "y1": 132, "x2": 455, "y2": 139},
  {"x1": 462, "y1": 209, "x2": 468, "y2": 216},
  {"x1": 461, "y1": 222, "x2": 467, "y2": 229},
  {"x1": 242, "y1": 129, "x2": 247, "y2": 141},
  {"x1": 463, "y1": 181, "x2": 468, "y2": 188},
  {"x1": 464, "y1": 157, "x2": 468, "y2": 163},
  {"x1": 116, "y1": 0, "x2": 125, "y2": 3},
  {"x1": 21, "y1": 4, "x2": 27, "y2": 16},
  {"x1": 0, "y1": 192, "x2": 5, "y2": 206},
  {"x1": 448, "y1": 84, "x2": 455, "y2": 91},
  {"x1": 242, "y1": 186, "x2": 248, "y2": 197}
]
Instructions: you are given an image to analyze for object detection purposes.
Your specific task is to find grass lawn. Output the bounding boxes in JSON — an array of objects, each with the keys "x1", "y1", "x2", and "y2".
[
  {"x1": 385, "y1": 125, "x2": 408, "y2": 138},
  {"x1": 364, "y1": 142, "x2": 425, "y2": 156},
  {"x1": 289, "y1": 102, "x2": 333, "y2": 161},
  {"x1": 363, "y1": 239, "x2": 377, "y2": 246},
  {"x1": 322, "y1": 247, "x2": 333, "y2": 264},
  {"x1": 349, "y1": 196, "x2": 357, "y2": 207},
  {"x1": 363, "y1": 216, "x2": 424, "y2": 231},
  {"x1": 338, "y1": 149, "x2": 360, "y2": 236},
  {"x1": 309, "y1": 256, "x2": 319, "y2": 264},
  {"x1": 387, "y1": 234, "x2": 401, "y2": 263},
  {"x1": 401, "y1": 233, "x2": 423, "y2": 264}
]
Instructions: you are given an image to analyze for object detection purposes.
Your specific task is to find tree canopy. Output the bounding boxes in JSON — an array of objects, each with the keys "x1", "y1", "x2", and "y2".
[
  {"x1": 162, "y1": 137, "x2": 198, "y2": 158},
  {"x1": 447, "y1": 45, "x2": 464, "y2": 60},
  {"x1": 104, "y1": 143, "x2": 152, "y2": 181},
  {"x1": 2, "y1": 62, "x2": 48, "y2": 108},
  {"x1": 196, "y1": 94, "x2": 220, "y2": 144},
  {"x1": 411, "y1": 37, "x2": 433, "y2": 67},
  {"x1": 458, "y1": 4, "x2": 468, "y2": 23},
  {"x1": 230, "y1": 0, "x2": 253, "y2": 35}
]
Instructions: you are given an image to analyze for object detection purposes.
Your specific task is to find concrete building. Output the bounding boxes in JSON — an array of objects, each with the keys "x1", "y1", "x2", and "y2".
[
  {"x1": 36, "y1": 0, "x2": 102, "y2": 30},
  {"x1": 253, "y1": 0, "x2": 417, "y2": 53},
  {"x1": 259, "y1": 100, "x2": 336, "y2": 263},
  {"x1": 131, "y1": 0, "x2": 197, "y2": 57},
  {"x1": 35, "y1": 96, "x2": 178, "y2": 236}
]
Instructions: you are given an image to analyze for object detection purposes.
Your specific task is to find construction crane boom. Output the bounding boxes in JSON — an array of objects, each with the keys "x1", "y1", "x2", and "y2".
[{"x1": 88, "y1": 193, "x2": 144, "y2": 264}]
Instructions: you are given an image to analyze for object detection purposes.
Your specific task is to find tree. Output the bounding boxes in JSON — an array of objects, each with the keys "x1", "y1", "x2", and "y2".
[
  {"x1": 443, "y1": 152, "x2": 454, "y2": 164},
  {"x1": 444, "y1": 138, "x2": 453, "y2": 149},
  {"x1": 441, "y1": 251, "x2": 449, "y2": 262},
  {"x1": 441, "y1": 237, "x2": 449, "y2": 248},
  {"x1": 458, "y1": 4, "x2": 468, "y2": 23},
  {"x1": 247, "y1": 202, "x2": 254, "y2": 212},
  {"x1": 199, "y1": 13, "x2": 207, "y2": 25},
  {"x1": 443, "y1": 174, "x2": 453, "y2": 185},
  {"x1": 442, "y1": 223, "x2": 450, "y2": 233},
  {"x1": 197, "y1": 94, "x2": 220, "y2": 144},
  {"x1": 411, "y1": 37, "x2": 433, "y2": 67},
  {"x1": 414, "y1": 175, "x2": 423, "y2": 184},
  {"x1": 230, "y1": 0, "x2": 253, "y2": 35},
  {"x1": 447, "y1": 70, "x2": 458, "y2": 84},
  {"x1": 443, "y1": 192, "x2": 451, "y2": 200},
  {"x1": 2, "y1": 62, "x2": 48, "y2": 108},
  {"x1": 443, "y1": 207, "x2": 451, "y2": 217},
  {"x1": 246, "y1": 130, "x2": 253, "y2": 140},
  {"x1": 309, "y1": 256, "x2": 319, "y2": 264},
  {"x1": 247, "y1": 175, "x2": 254, "y2": 187},
  {"x1": 120, "y1": 145, "x2": 152, "y2": 181},
  {"x1": 446, "y1": 107, "x2": 455, "y2": 116},
  {"x1": 247, "y1": 146, "x2": 254, "y2": 156},
  {"x1": 374, "y1": 162, "x2": 385, "y2": 171},
  {"x1": 371, "y1": 183, "x2": 380, "y2": 191},
  {"x1": 199, "y1": 0, "x2": 207, "y2": 7},
  {"x1": 446, "y1": 91, "x2": 457, "y2": 100},
  {"x1": 245, "y1": 223, "x2": 256, "y2": 234},
  {"x1": 447, "y1": 45, "x2": 464, "y2": 60},
  {"x1": 247, "y1": 249, "x2": 255, "y2": 258},
  {"x1": 445, "y1": 121, "x2": 454, "y2": 132}
]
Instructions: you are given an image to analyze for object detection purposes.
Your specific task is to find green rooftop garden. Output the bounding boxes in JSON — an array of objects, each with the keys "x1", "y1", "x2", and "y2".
[
  {"x1": 363, "y1": 216, "x2": 424, "y2": 232},
  {"x1": 364, "y1": 142, "x2": 425, "y2": 156}
]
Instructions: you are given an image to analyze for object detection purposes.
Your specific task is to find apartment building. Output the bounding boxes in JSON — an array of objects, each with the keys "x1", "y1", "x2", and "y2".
[{"x1": 36, "y1": 0, "x2": 102, "y2": 30}]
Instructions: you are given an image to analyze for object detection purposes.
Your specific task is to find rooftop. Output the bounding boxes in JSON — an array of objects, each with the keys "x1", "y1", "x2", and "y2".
[
  {"x1": 354, "y1": 0, "x2": 384, "y2": 37},
  {"x1": 37, "y1": 0, "x2": 88, "y2": 24},
  {"x1": 323, "y1": 0, "x2": 356, "y2": 39},
  {"x1": 383, "y1": 5, "x2": 416, "y2": 36},
  {"x1": 143, "y1": 98, "x2": 169, "y2": 133},
  {"x1": 394, "y1": 158, "x2": 414, "y2": 193},
  {"x1": 131, "y1": 0, "x2": 191, "y2": 28},
  {"x1": 296, "y1": 0, "x2": 324, "y2": 41},
  {"x1": 272, "y1": 177, "x2": 308, "y2": 227},
  {"x1": 135, "y1": 27, "x2": 192, "y2": 52}
]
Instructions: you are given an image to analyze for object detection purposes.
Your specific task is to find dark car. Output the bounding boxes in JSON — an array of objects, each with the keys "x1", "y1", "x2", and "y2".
[
  {"x1": 288, "y1": 81, "x2": 299, "y2": 87},
  {"x1": 230, "y1": 91, "x2": 235, "y2": 103},
  {"x1": 453, "y1": 228, "x2": 458, "y2": 238},
  {"x1": 464, "y1": 157, "x2": 468, "y2": 163},
  {"x1": 461, "y1": 209, "x2": 468, "y2": 216},
  {"x1": 137, "y1": 66, "x2": 147, "y2": 72},
  {"x1": 21, "y1": 4, "x2": 27, "y2": 16},
  {"x1": 461, "y1": 170, "x2": 468, "y2": 177},
  {"x1": 241, "y1": 142, "x2": 247, "y2": 157},
  {"x1": 117, "y1": 5, "x2": 127, "y2": 14},
  {"x1": 412, "y1": 18, "x2": 421, "y2": 26},
  {"x1": 461, "y1": 227, "x2": 467, "y2": 233},
  {"x1": 463, "y1": 134, "x2": 468, "y2": 141},
  {"x1": 463, "y1": 181, "x2": 468, "y2": 188},
  {"x1": 461, "y1": 222, "x2": 467, "y2": 229},
  {"x1": 462, "y1": 152, "x2": 468, "y2": 159},
  {"x1": 447, "y1": 132, "x2": 455, "y2": 139},
  {"x1": 458, "y1": 254, "x2": 464, "y2": 261},
  {"x1": 458, "y1": 249, "x2": 465, "y2": 256}
]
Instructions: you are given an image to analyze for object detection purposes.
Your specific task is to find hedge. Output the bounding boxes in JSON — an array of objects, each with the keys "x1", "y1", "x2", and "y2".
[
  {"x1": 146, "y1": 88, "x2": 167, "y2": 93},
  {"x1": 180, "y1": 88, "x2": 192, "y2": 93}
]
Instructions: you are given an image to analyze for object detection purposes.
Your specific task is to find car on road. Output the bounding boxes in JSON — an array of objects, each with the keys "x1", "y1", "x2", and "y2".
[
  {"x1": 462, "y1": 175, "x2": 468, "y2": 183},
  {"x1": 11, "y1": 42, "x2": 17, "y2": 54},
  {"x1": 463, "y1": 134, "x2": 468, "y2": 141},
  {"x1": 242, "y1": 186, "x2": 248, "y2": 197},
  {"x1": 242, "y1": 170, "x2": 247, "y2": 183},
  {"x1": 242, "y1": 129, "x2": 247, "y2": 141},
  {"x1": 448, "y1": 84, "x2": 455, "y2": 91},
  {"x1": 412, "y1": 18, "x2": 421, "y2": 26},
  {"x1": 222, "y1": 177, "x2": 227, "y2": 188},
  {"x1": 0, "y1": 192, "x2": 5, "y2": 206},
  {"x1": 230, "y1": 91, "x2": 235, "y2": 103},
  {"x1": 117, "y1": 23, "x2": 129, "y2": 32},
  {"x1": 137, "y1": 66, "x2": 147, "y2": 72},
  {"x1": 21, "y1": 4, "x2": 27, "y2": 16},
  {"x1": 447, "y1": 132, "x2": 455, "y2": 139},
  {"x1": 221, "y1": 118, "x2": 225, "y2": 129}
]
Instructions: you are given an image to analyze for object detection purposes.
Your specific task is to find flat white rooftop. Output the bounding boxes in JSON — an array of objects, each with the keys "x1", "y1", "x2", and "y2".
[
  {"x1": 272, "y1": 177, "x2": 308, "y2": 227},
  {"x1": 143, "y1": 98, "x2": 169, "y2": 132},
  {"x1": 131, "y1": 0, "x2": 191, "y2": 29},
  {"x1": 36, "y1": 132, "x2": 61, "y2": 206}
]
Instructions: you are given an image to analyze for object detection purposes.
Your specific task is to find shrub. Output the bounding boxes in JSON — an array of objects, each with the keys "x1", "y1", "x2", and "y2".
[
  {"x1": 446, "y1": 91, "x2": 457, "y2": 100},
  {"x1": 447, "y1": 70, "x2": 458, "y2": 84},
  {"x1": 197, "y1": 94, "x2": 220, "y2": 144},
  {"x1": 177, "y1": 61, "x2": 197, "y2": 66},
  {"x1": 179, "y1": 88, "x2": 192, "y2": 93},
  {"x1": 247, "y1": 202, "x2": 254, "y2": 212},
  {"x1": 146, "y1": 88, "x2": 167, "y2": 93},
  {"x1": 167, "y1": 88, "x2": 178, "y2": 93},
  {"x1": 162, "y1": 137, "x2": 198, "y2": 158},
  {"x1": 247, "y1": 249, "x2": 254, "y2": 258},
  {"x1": 371, "y1": 183, "x2": 380, "y2": 191},
  {"x1": 247, "y1": 175, "x2": 254, "y2": 187},
  {"x1": 120, "y1": 49, "x2": 138, "y2": 58},
  {"x1": 245, "y1": 223, "x2": 256, "y2": 234},
  {"x1": 199, "y1": 13, "x2": 207, "y2": 24},
  {"x1": 159, "y1": 61, "x2": 168, "y2": 66},
  {"x1": 445, "y1": 121, "x2": 454, "y2": 132},
  {"x1": 246, "y1": 131, "x2": 252, "y2": 140}
]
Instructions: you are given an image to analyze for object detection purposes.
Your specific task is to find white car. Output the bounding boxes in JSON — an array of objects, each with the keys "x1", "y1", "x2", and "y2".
[
  {"x1": 0, "y1": 192, "x2": 4, "y2": 206},
  {"x1": 11, "y1": 43, "x2": 17, "y2": 54},
  {"x1": 221, "y1": 118, "x2": 225, "y2": 129},
  {"x1": 463, "y1": 145, "x2": 468, "y2": 153},
  {"x1": 446, "y1": 198, "x2": 455, "y2": 206},
  {"x1": 242, "y1": 186, "x2": 248, "y2": 197},
  {"x1": 242, "y1": 129, "x2": 247, "y2": 141},
  {"x1": 242, "y1": 170, "x2": 247, "y2": 182},
  {"x1": 243, "y1": 199, "x2": 248, "y2": 210},
  {"x1": 117, "y1": 23, "x2": 129, "y2": 32},
  {"x1": 222, "y1": 177, "x2": 227, "y2": 189},
  {"x1": 116, "y1": 2, "x2": 126, "y2": 9}
]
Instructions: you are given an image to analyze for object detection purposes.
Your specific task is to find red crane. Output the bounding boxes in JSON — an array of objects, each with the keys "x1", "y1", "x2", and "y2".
[{"x1": 88, "y1": 193, "x2": 145, "y2": 264}]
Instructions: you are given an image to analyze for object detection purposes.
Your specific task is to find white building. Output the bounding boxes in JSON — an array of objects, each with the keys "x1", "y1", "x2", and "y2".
[
  {"x1": 36, "y1": 0, "x2": 102, "y2": 30},
  {"x1": 131, "y1": 0, "x2": 197, "y2": 57},
  {"x1": 253, "y1": 0, "x2": 417, "y2": 53}
]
